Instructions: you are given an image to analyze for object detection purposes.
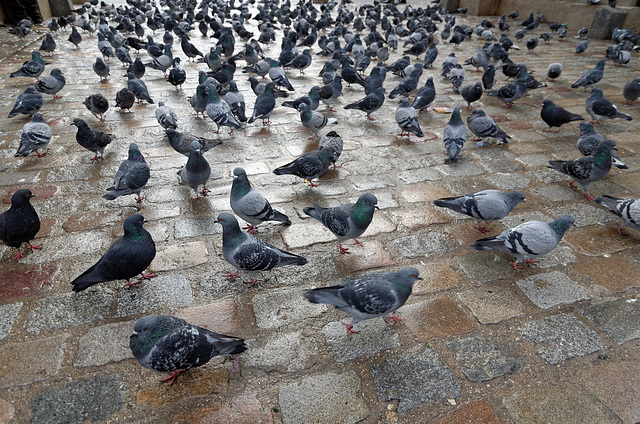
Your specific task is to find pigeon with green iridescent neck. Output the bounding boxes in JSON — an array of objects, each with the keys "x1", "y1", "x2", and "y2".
[
  {"x1": 298, "y1": 103, "x2": 337, "y2": 138},
  {"x1": 576, "y1": 122, "x2": 627, "y2": 169},
  {"x1": 205, "y1": 86, "x2": 242, "y2": 134},
  {"x1": 585, "y1": 87, "x2": 631, "y2": 123},
  {"x1": 303, "y1": 193, "x2": 379, "y2": 254},
  {"x1": 444, "y1": 106, "x2": 466, "y2": 162},
  {"x1": 10, "y1": 50, "x2": 45, "y2": 81}
]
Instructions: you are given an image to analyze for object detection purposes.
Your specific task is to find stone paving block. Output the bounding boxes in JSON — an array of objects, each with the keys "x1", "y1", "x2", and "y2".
[
  {"x1": 578, "y1": 254, "x2": 640, "y2": 292},
  {"x1": 176, "y1": 299, "x2": 240, "y2": 333},
  {"x1": 582, "y1": 299, "x2": 640, "y2": 345},
  {"x1": 321, "y1": 319, "x2": 400, "y2": 362},
  {"x1": 413, "y1": 262, "x2": 462, "y2": 295},
  {"x1": 428, "y1": 399, "x2": 503, "y2": 424},
  {"x1": 516, "y1": 271, "x2": 590, "y2": 309},
  {"x1": 252, "y1": 287, "x2": 326, "y2": 329},
  {"x1": 393, "y1": 231, "x2": 455, "y2": 258},
  {"x1": 534, "y1": 245, "x2": 577, "y2": 269},
  {"x1": 400, "y1": 296, "x2": 473, "y2": 340},
  {"x1": 447, "y1": 336, "x2": 522, "y2": 382},
  {"x1": 565, "y1": 225, "x2": 635, "y2": 256},
  {"x1": 116, "y1": 274, "x2": 193, "y2": 316},
  {"x1": 194, "y1": 393, "x2": 274, "y2": 424},
  {"x1": 0, "y1": 302, "x2": 22, "y2": 341},
  {"x1": 26, "y1": 290, "x2": 113, "y2": 333},
  {"x1": 22, "y1": 231, "x2": 107, "y2": 264},
  {"x1": 0, "y1": 264, "x2": 58, "y2": 301},
  {"x1": 457, "y1": 251, "x2": 516, "y2": 283},
  {"x1": 435, "y1": 162, "x2": 484, "y2": 177},
  {"x1": 579, "y1": 361, "x2": 640, "y2": 424},
  {"x1": 391, "y1": 205, "x2": 451, "y2": 229},
  {"x1": 74, "y1": 320, "x2": 135, "y2": 368},
  {"x1": 30, "y1": 373, "x2": 125, "y2": 424},
  {"x1": 281, "y1": 219, "x2": 336, "y2": 249},
  {"x1": 245, "y1": 330, "x2": 319, "y2": 372},
  {"x1": 371, "y1": 347, "x2": 461, "y2": 412},
  {"x1": 174, "y1": 216, "x2": 221, "y2": 239},
  {"x1": 400, "y1": 182, "x2": 454, "y2": 203},
  {"x1": 519, "y1": 313, "x2": 605, "y2": 364},
  {"x1": 549, "y1": 203, "x2": 615, "y2": 228},
  {"x1": 350, "y1": 176, "x2": 396, "y2": 191},
  {"x1": 150, "y1": 241, "x2": 209, "y2": 272},
  {"x1": 486, "y1": 173, "x2": 530, "y2": 190},
  {"x1": 0, "y1": 334, "x2": 69, "y2": 388},
  {"x1": 398, "y1": 168, "x2": 442, "y2": 184},
  {"x1": 457, "y1": 285, "x2": 525, "y2": 324},
  {"x1": 0, "y1": 400, "x2": 15, "y2": 423},
  {"x1": 534, "y1": 185, "x2": 581, "y2": 202},
  {"x1": 279, "y1": 371, "x2": 369, "y2": 424},
  {"x1": 333, "y1": 240, "x2": 394, "y2": 273}
]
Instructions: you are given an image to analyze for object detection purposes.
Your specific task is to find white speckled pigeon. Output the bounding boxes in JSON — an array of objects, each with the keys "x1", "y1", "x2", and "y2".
[
  {"x1": 155, "y1": 102, "x2": 178, "y2": 130},
  {"x1": 205, "y1": 86, "x2": 242, "y2": 134},
  {"x1": 585, "y1": 87, "x2": 632, "y2": 123},
  {"x1": 395, "y1": 98, "x2": 424, "y2": 137},
  {"x1": 318, "y1": 131, "x2": 343, "y2": 168}
]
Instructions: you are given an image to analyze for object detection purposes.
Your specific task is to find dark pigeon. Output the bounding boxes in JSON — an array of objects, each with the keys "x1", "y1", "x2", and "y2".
[
  {"x1": 273, "y1": 146, "x2": 337, "y2": 187},
  {"x1": 0, "y1": 189, "x2": 41, "y2": 261},
  {"x1": 540, "y1": 99, "x2": 583, "y2": 132},
  {"x1": 71, "y1": 117, "x2": 115, "y2": 162},
  {"x1": 103, "y1": 144, "x2": 150, "y2": 203}
]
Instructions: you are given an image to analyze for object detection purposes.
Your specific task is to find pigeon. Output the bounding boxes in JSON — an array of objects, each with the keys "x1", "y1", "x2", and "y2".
[
  {"x1": 449, "y1": 64, "x2": 465, "y2": 92},
  {"x1": 548, "y1": 139, "x2": 617, "y2": 200},
  {"x1": 70, "y1": 214, "x2": 156, "y2": 291},
  {"x1": 83, "y1": 93, "x2": 109, "y2": 122},
  {"x1": 93, "y1": 57, "x2": 110, "y2": 83},
  {"x1": 464, "y1": 47, "x2": 489, "y2": 72},
  {"x1": 547, "y1": 62, "x2": 563, "y2": 81},
  {"x1": 248, "y1": 82, "x2": 277, "y2": 125},
  {"x1": 471, "y1": 215, "x2": 575, "y2": 270},
  {"x1": 460, "y1": 81, "x2": 483, "y2": 109},
  {"x1": 318, "y1": 131, "x2": 343, "y2": 167},
  {"x1": 575, "y1": 38, "x2": 589, "y2": 54},
  {"x1": 595, "y1": 195, "x2": 640, "y2": 235},
  {"x1": 165, "y1": 129, "x2": 221, "y2": 156},
  {"x1": 444, "y1": 106, "x2": 466, "y2": 162},
  {"x1": 586, "y1": 88, "x2": 633, "y2": 123},
  {"x1": 71, "y1": 117, "x2": 115, "y2": 162},
  {"x1": 230, "y1": 167, "x2": 291, "y2": 234},
  {"x1": 0, "y1": 189, "x2": 41, "y2": 261},
  {"x1": 146, "y1": 44, "x2": 173, "y2": 76},
  {"x1": 298, "y1": 103, "x2": 337, "y2": 138},
  {"x1": 178, "y1": 141, "x2": 212, "y2": 199},
  {"x1": 303, "y1": 193, "x2": 379, "y2": 254},
  {"x1": 303, "y1": 267, "x2": 421, "y2": 337},
  {"x1": 167, "y1": 58, "x2": 186, "y2": 91},
  {"x1": 115, "y1": 88, "x2": 136, "y2": 114},
  {"x1": 578, "y1": 27, "x2": 589, "y2": 39},
  {"x1": 344, "y1": 86, "x2": 385, "y2": 120},
  {"x1": 622, "y1": 78, "x2": 640, "y2": 104},
  {"x1": 540, "y1": 32, "x2": 553, "y2": 43},
  {"x1": 576, "y1": 122, "x2": 627, "y2": 169},
  {"x1": 225, "y1": 81, "x2": 246, "y2": 123},
  {"x1": 155, "y1": 102, "x2": 178, "y2": 130},
  {"x1": 572, "y1": 58, "x2": 605, "y2": 91},
  {"x1": 10, "y1": 50, "x2": 45, "y2": 80},
  {"x1": 411, "y1": 76, "x2": 436, "y2": 111},
  {"x1": 273, "y1": 146, "x2": 337, "y2": 187},
  {"x1": 487, "y1": 67, "x2": 527, "y2": 107},
  {"x1": 540, "y1": 99, "x2": 584, "y2": 132},
  {"x1": 103, "y1": 144, "x2": 150, "y2": 203},
  {"x1": 396, "y1": 99, "x2": 425, "y2": 138},
  {"x1": 282, "y1": 86, "x2": 321, "y2": 111},
  {"x1": 180, "y1": 35, "x2": 203, "y2": 62},
  {"x1": 286, "y1": 49, "x2": 312, "y2": 75},
  {"x1": 422, "y1": 43, "x2": 438, "y2": 68},
  {"x1": 526, "y1": 37, "x2": 538, "y2": 53},
  {"x1": 205, "y1": 86, "x2": 243, "y2": 134},
  {"x1": 39, "y1": 33, "x2": 56, "y2": 54},
  {"x1": 319, "y1": 76, "x2": 343, "y2": 111},
  {"x1": 267, "y1": 58, "x2": 294, "y2": 91},
  {"x1": 35, "y1": 68, "x2": 65, "y2": 100},
  {"x1": 389, "y1": 69, "x2": 421, "y2": 99},
  {"x1": 215, "y1": 212, "x2": 307, "y2": 287},
  {"x1": 130, "y1": 314, "x2": 246, "y2": 385},
  {"x1": 97, "y1": 33, "x2": 114, "y2": 60},
  {"x1": 128, "y1": 58, "x2": 145, "y2": 80},
  {"x1": 127, "y1": 73, "x2": 154, "y2": 104},
  {"x1": 482, "y1": 64, "x2": 496, "y2": 90},
  {"x1": 434, "y1": 190, "x2": 526, "y2": 232},
  {"x1": 114, "y1": 42, "x2": 133, "y2": 67},
  {"x1": 15, "y1": 113, "x2": 52, "y2": 157},
  {"x1": 467, "y1": 109, "x2": 511, "y2": 144},
  {"x1": 8, "y1": 86, "x2": 43, "y2": 118}
]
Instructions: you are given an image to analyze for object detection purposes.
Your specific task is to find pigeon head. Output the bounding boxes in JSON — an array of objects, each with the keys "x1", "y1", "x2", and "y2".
[
  {"x1": 51, "y1": 68, "x2": 63, "y2": 78},
  {"x1": 541, "y1": 99, "x2": 554, "y2": 110},
  {"x1": 215, "y1": 212, "x2": 242, "y2": 231},
  {"x1": 578, "y1": 121, "x2": 595, "y2": 134},
  {"x1": 130, "y1": 314, "x2": 173, "y2": 358},
  {"x1": 70, "y1": 118, "x2": 86, "y2": 127},
  {"x1": 590, "y1": 88, "x2": 604, "y2": 98},
  {"x1": 399, "y1": 98, "x2": 410, "y2": 107},
  {"x1": 123, "y1": 214, "x2": 149, "y2": 239},
  {"x1": 233, "y1": 167, "x2": 247, "y2": 179},
  {"x1": 128, "y1": 143, "x2": 144, "y2": 161},
  {"x1": 31, "y1": 113, "x2": 44, "y2": 123},
  {"x1": 470, "y1": 109, "x2": 486, "y2": 118},
  {"x1": 392, "y1": 266, "x2": 422, "y2": 294},
  {"x1": 450, "y1": 106, "x2": 462, "y2": 123},
  {"x1": 596, "y1": 58, "x2": 606, "y2": 69},
  {"x1": 190, "y1": 141, "x2": 201, "y2": 152},
  {"x1": 551, "y1": 215, "x2": 575, "y2": 236},
  {"x1": 11, "y1": 189, "x2": 36, "y2": 205}
]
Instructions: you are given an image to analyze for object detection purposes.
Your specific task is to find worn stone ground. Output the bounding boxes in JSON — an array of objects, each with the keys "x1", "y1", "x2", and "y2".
[{"x1": 1, "y1": 2, "x2": 640, "y2": 423}]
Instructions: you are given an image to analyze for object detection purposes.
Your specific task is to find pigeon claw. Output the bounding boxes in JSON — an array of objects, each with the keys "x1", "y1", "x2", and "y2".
[
  {"x1": 200, "y1": 187, "x2": 210, "y2": 196},
  {"x1": 474, "y1": 224, "x2": 489, "y2": 233},
  {"x1": 523, "y1": 259, "x2": 539, "y2": 267},
  {"x1": 12, "y1": 250, "x2": 25, "y2": 261},
  {"x1": 343, "y1": 323, "x2": 359, "y2": 337},
  {"x1": 242, "y1": 224, "x2": 257, "y2": 234},
  {"x1": 366, "y1": 114, "x2": 376, "y2": 121},
  {"x1": 303, "y1": 179, "x2": 318, "y2": 187},
  {"x1": 354, "y1": 238, "x2": 364, "y2": 248},
  {"x1": 617, "y1": 224, "x2": 629, "y2": 236},
  {"x1": 243, "y1": 278, "x2": 260, "y2": 288},
  {"x1": 567, "y1": 181, "x2": 577, "y2": 189},
  {"x1": 224, "y1": 272, "x2": 240, "y2": 280},
  {"x1": 28, "y1": 243, "x2": 42, "y2": 251},
  {"x1": 135, "y1": 195, "x2": 144, "y2": 203},
  {"x1": 338, "y1": 244, "x2": 351, "y2": 254},
  {"x1": 123, "y1": 280, "x2": 141, "y2": 289},
  {"x1": 585, "y1": 192, "x2": 595, "y2": 201},
  {"x1": 386, "y1": 314, "x2": 404, "y2": 324},
  {"x1": 161, "y1": 369, "x2": 185, "y2": 386},
  {"x1": 139, "y1": 272, "x2": 157, "y2": 281},
  {"x1": 509, "y1": 261, "x2": 523, "y2": 271},
  {"x1": 229, "y1": 357, "x2": 241, "y2": 373}
]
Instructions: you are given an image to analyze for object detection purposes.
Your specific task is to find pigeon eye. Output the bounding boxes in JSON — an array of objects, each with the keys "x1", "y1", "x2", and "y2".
[{"x1": 142, "y1": 328, "x2": 147, "y2": 331}]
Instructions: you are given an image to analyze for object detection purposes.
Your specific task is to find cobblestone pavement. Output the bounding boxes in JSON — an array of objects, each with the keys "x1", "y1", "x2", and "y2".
[{"x1": 1, "y1": 2, "x2": 640, "y2": 423}]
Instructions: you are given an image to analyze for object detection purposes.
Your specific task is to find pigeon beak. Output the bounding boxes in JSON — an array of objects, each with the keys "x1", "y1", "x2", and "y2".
[
  {"x1": 415, "y1": 276, "x2": 423, "y2": 280},
  {"x1": 375, "y1": 206, "x2": 380, "y2": 210},
  {"x1": 613, "y1": 146, "x2": 618, "y2": 150}
]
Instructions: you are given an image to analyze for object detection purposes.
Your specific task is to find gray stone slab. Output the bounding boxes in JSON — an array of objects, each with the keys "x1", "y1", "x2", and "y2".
[
  {"x1": 30, "y1": 374, "x2": 126, "y2": 424},
  {"x1": 393, "y1": 232, "x2": 454, "y2": 258},
  {"x1": 116, "y1": 274, "x2": 193, "y2": 316},
  {"x1": 22, "y1": 232, "x2": 108, "y2": 264},
  {"x1": 590, "y1": 7, "x2": 628, "y2": 40},
  {"x1": 487, "y1": 173, "x2": 530, "y2": 190},
  {"x1": 457, "y1": 251, "x2": 516, "y2": 283},
  {"x1": 435, "y1": 162, "x2": 484, "y2": 177},
  {"x1": 252, "y1": 288, "x2": 326, "y2": 329},
  {"x1": 321, "y1": 320, "x2": 400, "y2": 362},
  {"x1": 534, "y1": 245, "x2": 577, "y2": 269},
  {"x1": 457, "y1": 285, "x2": 525, "y2": 324},
  {"x1": 26, "y1": 290, "x2": 113, "y2": 333},
  {"x1": 447, "y1": 336, "x2": 522, "y2": 382},
  {"x1": 549, "y1": 203, "x2": 615, "y2": 228},
  {"x1": 500, "y1": 211, "x2": 552, "y2": 230},
  {"x1": 516, "y1": 271, "x2": 590, "y2": 309},
  {"x1": 245, "y1": 330, "x2": 319, "y2": 372},
  {"x1": 74, "y1": 321, "x2": 135, "y2": 368},
  {"x1": 279, "y1": 371, "x2": 369, "y2": 424},
  {"x1": 582, "y1": 299, "x2": 640, "y2": 345},
  {"x1": 0, "y1": 334, "x2": 69, "y2": 388},
  {"x1": 174, "y1": 216, "x2": 222, "y2": 239},
  {"x1": 0, "y1": 302, "x2": 22, "y2": 341},
  {"x1": 371, "y1": 347, "x2": 460, "y2": 412},
  {"x1": 519, "y1": 313, "x2": 605, "y2": 364}
]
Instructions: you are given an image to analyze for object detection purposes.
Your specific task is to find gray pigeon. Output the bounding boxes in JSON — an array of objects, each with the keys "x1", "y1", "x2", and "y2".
[
  {"x1": 8, "y1": 86, "x2": 43, "y2": 118},
  {"x1": 572, "y1": 58, "x2": 605, "y2": 91},
  {"x1": 595, "y1": 195, "x2": 640, "y2": 235},
  {"x1": 190, "y1": 83, "x2": 209, "y2": 120},
  {"x1": 460, "y1": 81, "x2": 483, "y2": 109},
  {"x1": 103, "y1": 144, "x2": 150, "y2": 203},
  {"x1": 303, "y1": 267, "x2": 421, "y2": 337},
  {"x1": 267, "y1": 58, "x2": 294, "y2": 91},
  {"x1": 389, "y1": 69, "x2": 421, "y2": 99},
  {"x1": 71, "y1": 117, "x2": 115, "y2": 162},
  {"x1": 10, "y1": 50, "x2": 45, "y2": 81},
  {"x1": 215, "y1": 212, "x2": 307, "y2": 287},
  {"x1": 303, "y1": 193, "x2": 379, "y2": 254},
  {"x1": 411, "y1": 77, "x2": 436, "y2": 111},
  {"x1": 205, "y1": 86, "x2": 243, "y2": 134},
  {"x1": 444, "y1": 106, "x2": 466, "y2": 162},
  {"x1": 467, "y1": 109, "x2": 511, "y2": 144},
  {"x1": 486, "y1": 67, "x2": 527, "y2": 107},
  {"x1": 434, "y1": 190, "x2": 526, "y2": 232},
  {"x1": 35, "y1": 68, "x2": 65, "y2": 99},
  {"x1": 273, "y1": 146, "x2": 337, "y2": 187},
  {"x1": 248, "y1": 82, "x2": 277, "y2": 125},
  {"x1": 548, "y1": 139, "x2": 616, "y2": 200},
  {"x1": 115, "y1": 88, "x2": 135, "y2": 114},
  {"x1": 0, "y1": 189, "x2": 41, "y2": 261},
  {"x1": 471, "y1": 215, "x2": 575, "y2": 270},
  {"x1": 225, "y1": 81, "x2": 246, "y2": 123},
  {"x1": 230, "y1": 167, "x2": 291, "y2": 234},
  {"x1": 178, "y1": 141, "x2": 212, "y2": 199},
  {"x1": 39, "y1": 33, "x2": 56, "y2": 54},
  {"x1": 130, "y1": 314, "x2": 246, "y2": 385},
  {"x1": 165, "y1": 129, "x2": 222, "y2": 156},
  {"x1": 623, "y1": 78, "x2": 640, "y2": 105},
  {"x1": 575, "y1": 38, "x2": 589, "y2": 54},
  {"x1": 15, "y1": 113, "x2": 52, "y2": 157},
  {"x1": 546, "y1": 62, "x2": 563, "y2": 81},
  {"x1": 127, "y1": 73, "x2": 154, "y2": 104},
  {"x1": 586, "y1": 87, "x2": 632, "y2": 123},
  {"x1": 298, "y1": 103, "x2": 337, "y2": 138},
  {"x1": 395, "y1": 99, "x2": 425, "y2": 137},
  {"x1": 70, "y1": 214, "x2": 156, "y2": 291},
  {"x1": 576, "y1": 122, "x2": 627, "y2": 169},
  {"x1": 318, "y1": 131, "x2": 343, "y2": 168},
  {"x1": 93, "y1": 57, "x2": 110, "y2": 83},
  {"x1": 344, "y1": 87, "x2": 385, "y2": 120},
  {"x1": 319, "y1": 76, "x2": 343, "y2": 111},
  {"x1": 146, "y1": 44, "x2": 173, "y2": 76},
  {"x1": 83, "y1": 93, "x2": 109, "y2": 122},
  {"x1": 155, "y1": 102, "x2": 178, "y2": 130}
]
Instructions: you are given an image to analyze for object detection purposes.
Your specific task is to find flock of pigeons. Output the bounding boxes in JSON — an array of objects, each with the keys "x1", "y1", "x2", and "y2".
[{"x1": 2, "y1": 0, "x2": 640, "y2": 386}]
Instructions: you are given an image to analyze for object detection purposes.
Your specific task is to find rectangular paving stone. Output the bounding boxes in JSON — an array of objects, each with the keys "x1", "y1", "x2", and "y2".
[
  {"x1": 176, "y1": 300, "x2": 241, "y2": 334},
  {"x1": 413, "y1": 262, "x2": 462, "y2": 295},
  {"x1": 174, "y1": 216, "x2": 222, "y2": 239},
  {"x1": 0, "y1": 302, "x2": 22, "y2": 341},
  {"x1": 447, "y1": 336, "x2": 522, "y2": 382},
  {"x1": 22, "y1": 231, "x2": 108, "y2": 264},
  {"x1": 0, "y1": 264, "x2": 58, "y2": 301},
  {"x1": 371, "y1": 347, "x2": 461, "y2": 412},
  {"x1": 564, "y1": 225, "x2": 635, "y2": 256},
  {"x1": 582, "y1": 299, "x2": 640, "y2": 344},
  {"x1": 245, "y1": 330, "x2": 319, "y2": 372},
  {"x1": 578, "y1": 255, "x2": 640, "y2": 292},
  {"x1": 0, "y1": 334, "x2": 69, "y2": 388},
  {"x1": 150, "y1": 241, "x2": 209, "y2": 272},
  {"x1": 74, "y1": 321, "x2": 135, "y2": 368},
  {"x1": 393, "y1": 232, "x2": 454, "y2": 258},
  {"x1": 428, "y1": 399, "x2": 503, "y2": 424},
  {"x1": 400, "y1": 296, "x2": 473, "y2": 340},
  {"x1": 279, "y1": 371, "x2": 369, "y2": 424},
  {"x1": 116, "y1": 274, "x2": 193, "y2": 316},
  {"x1": 193, "y1": 393, "x2": 274, "y2": 424},
  {"x1": 333, "y1": 240, "x2": 394, "y2": 273},
  {"x1": 252, "y1": 287, "x2": 326, "y2": 329},
  {"x1": 391, "y1": 205, "x2": 451, "y2": 229},
  {"x1": 516, "y1": 271, "x2": 590, "y2": 309},
  {"x1": 457, "y1": 251, "x2": 516, "y2": 283},
  {"x1": 321, "y1": 319, "x2": 400, "y2": 363},
  {"x1": 519, "y1": 313, "x2": 605, "y2": 364},
  {"x1": 281, "y1": 220, "x2": 336, "y2": 249},
  {"x1": 457, "y1": 285, "x2": 525, "y2": 324},
  {"x1": 26, "y1": 290, "x2": 114, "y2": 333}
]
